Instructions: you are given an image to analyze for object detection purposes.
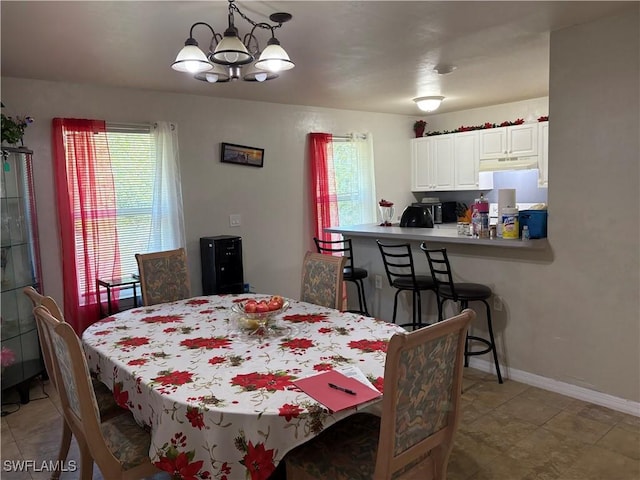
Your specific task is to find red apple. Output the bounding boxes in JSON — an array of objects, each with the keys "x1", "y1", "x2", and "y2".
[{"x1": 255, "y1": 301, "x2": 269, "y2": 313}]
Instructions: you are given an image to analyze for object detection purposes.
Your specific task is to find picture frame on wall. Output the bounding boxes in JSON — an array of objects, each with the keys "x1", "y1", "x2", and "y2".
[{"x1": 221, "y1": 143, "x2": 264, "y2": 168}]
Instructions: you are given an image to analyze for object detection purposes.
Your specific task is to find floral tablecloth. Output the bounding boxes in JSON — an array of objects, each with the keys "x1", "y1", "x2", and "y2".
[{"x1": 82, "y1": 294, "x2": 406, "y2": 480}]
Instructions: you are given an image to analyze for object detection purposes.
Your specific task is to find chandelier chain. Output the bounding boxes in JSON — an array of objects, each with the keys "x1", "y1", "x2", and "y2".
[{"x1": 229, "y1": 2, "x2": 285, "y2": 32}]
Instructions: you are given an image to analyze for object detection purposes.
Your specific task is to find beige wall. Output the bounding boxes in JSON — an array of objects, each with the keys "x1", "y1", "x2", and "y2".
[
  {"x1": 1, "y1": 6, "x2": 637, "y2": 404},
  {"x1": 0, "y1": 78, "x2": 416, "y2": 304}
]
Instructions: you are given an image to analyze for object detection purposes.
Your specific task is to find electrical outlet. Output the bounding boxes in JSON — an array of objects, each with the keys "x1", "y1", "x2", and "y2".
[
  {"x1": 375, "y1": 275, "x2": 383, "y2": 289},
  {"x1": 493, "y1": 295, "x2": 503, "y2": 311},
  {"x1": 229, "y1": 214, "x2": 241, "y2": 227}
]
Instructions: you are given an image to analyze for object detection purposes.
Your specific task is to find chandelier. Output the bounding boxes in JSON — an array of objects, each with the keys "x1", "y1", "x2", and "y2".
[{"x1": 171, "y1": 0, "x2": 294, "y2": 83}]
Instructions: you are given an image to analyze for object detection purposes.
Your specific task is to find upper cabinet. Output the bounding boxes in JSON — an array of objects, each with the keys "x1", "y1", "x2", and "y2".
[
  {"x1": 453, "y1": 131, "x2": 480, "y2": 190},
  {"x1": 411, "y1": 135, "x2": 454, "y2": 191},
  {"x1": 479, "y1": 123, "x2": 538, "y2": 159},
  {"x1": 411, "y1": 131, "x2": 490, "y2": 192},
  {"x1": 537, "y1": 121, "x2": 549, "y2": 187}
]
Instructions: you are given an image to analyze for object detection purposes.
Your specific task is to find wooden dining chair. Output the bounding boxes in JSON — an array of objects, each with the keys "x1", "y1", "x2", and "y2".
[
  {"x1": 285, "y1": 308, "x2": 475, "y2": 480},
  {"x1": 135, "y1": 247, "x2": 191, "y2": 306},
  {"x1": 300, "y1": 251, "x2": 347, "y2": 310},
  {"x1": 23, "y1": 287, "x2": 122, "y2": 480},
  {"x1": 314, "y1": 237, "x2": 370, "y2": 315},
  {"x1": 33, "y1": 305, "x2": 161, "y2": 480}
]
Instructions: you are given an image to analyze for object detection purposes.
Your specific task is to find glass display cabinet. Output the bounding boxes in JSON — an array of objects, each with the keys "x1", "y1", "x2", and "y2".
[{"x1": 1, "y1": 146, "x2": 44, "y2": 403}]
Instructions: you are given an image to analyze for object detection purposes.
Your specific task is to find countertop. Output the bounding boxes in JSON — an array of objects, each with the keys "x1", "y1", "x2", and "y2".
[{"x1": 326, "y1": 223, "x2": 548, "y2": 249}]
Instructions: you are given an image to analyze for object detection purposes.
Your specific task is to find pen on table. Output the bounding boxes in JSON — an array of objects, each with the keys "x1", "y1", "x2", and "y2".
[{"x1": 328, "y1": 382, "x2": 356, "y2": 395}]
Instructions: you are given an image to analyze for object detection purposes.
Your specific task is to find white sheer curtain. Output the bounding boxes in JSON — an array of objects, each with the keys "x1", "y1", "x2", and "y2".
[
  {"x1": 351, "y1": 132, "x2": 377, "y2": 224},
  {"x1": 148, "y1": 121, "x2": 186, "y2": 251}
]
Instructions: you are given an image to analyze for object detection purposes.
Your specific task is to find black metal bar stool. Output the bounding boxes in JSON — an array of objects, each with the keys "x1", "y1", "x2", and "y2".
[
  {"x1": 377, "y1": 240, "x2": 439, "y2": 330},
  {"x1": 420, "y1": 243, "x2": 503, "y2": 383},
  {"x1": 314, "y1": 237, "x2": 370, "y2": 315}
]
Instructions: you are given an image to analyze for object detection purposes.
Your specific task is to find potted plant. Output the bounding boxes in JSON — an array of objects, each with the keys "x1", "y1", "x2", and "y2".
[
  {"x1": 413, "y1": 120, "x2": 427, "y2": 138},
  {"x1": 1, "y1": 103, "x2": 33, "y2": 146}
]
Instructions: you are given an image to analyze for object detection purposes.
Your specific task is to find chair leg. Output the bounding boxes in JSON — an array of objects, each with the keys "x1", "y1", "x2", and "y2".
[
  {"x1": 357, "y1": 279, "x2": 369, "y2": 316},
  {"x1": 461, "y1": 300, "x2": 470, "y2": 367},
  {"x1": 437, "y1": 298, "x2": 446, "y2": 322},
  {"x1": 52, "y1": 421, "x2": 73, "y2": 480},
  {"x1": 78, "y1": 438, "x2": 94, "y2": 480},
  {"x1": 351, "y1": 278, "x2": 369, "y2": 316},
  {"x1": 434, "y1": 291, "x2": 442, "y2": 322},
  {"x1": 415, "y1": 290, "x2": 422, "y2": 329},
  {"x1": 482, "y1": 299, "x2": 503, "y2": 384},
  {"x1": 392, "y1": 289, "x2": 401, "y2": 324}
]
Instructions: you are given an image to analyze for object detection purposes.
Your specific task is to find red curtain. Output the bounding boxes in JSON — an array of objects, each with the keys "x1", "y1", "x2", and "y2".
[
  {"x1": 52, "y1": 118, "x2": 121, "y2": 333},
  {"x1": 309, "y1": 133, "x2": 339, "y2": 242}
]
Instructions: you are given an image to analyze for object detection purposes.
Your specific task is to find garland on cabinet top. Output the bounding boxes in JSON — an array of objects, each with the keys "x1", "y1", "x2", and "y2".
[{"x1": 420, "y1": 115, "x2": 548, "y2": 137}]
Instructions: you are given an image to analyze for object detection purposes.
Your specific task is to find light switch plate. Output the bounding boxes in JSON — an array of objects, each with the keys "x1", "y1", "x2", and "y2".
[{"x1": 229, "y1": 214, "x2": 241, "y2": 227}]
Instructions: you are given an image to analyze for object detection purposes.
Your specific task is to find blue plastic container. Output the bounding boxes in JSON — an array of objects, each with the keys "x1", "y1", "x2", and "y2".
[{"x1": 518, "y1": 210, "x2": 548, "y2": 239}]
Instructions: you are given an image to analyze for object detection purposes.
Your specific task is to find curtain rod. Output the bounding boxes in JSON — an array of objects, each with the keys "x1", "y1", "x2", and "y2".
[{"x1": 333, "y1": 133, "x2": 368, "y2": 140}]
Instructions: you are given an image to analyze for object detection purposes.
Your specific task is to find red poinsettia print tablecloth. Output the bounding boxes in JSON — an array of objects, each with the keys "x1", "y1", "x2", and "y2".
[{"x1": 82, "y1": 294, "x2": 406, "y2": 480}]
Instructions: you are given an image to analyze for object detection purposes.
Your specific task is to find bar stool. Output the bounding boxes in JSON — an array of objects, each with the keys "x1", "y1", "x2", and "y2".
[
  {"x1": 420, "y1": 243, "x2": 503, "y2": 383},
  {"x1": 376, "y1": 240, "x2": 439, "y2": 330},
  {"x1": 314, "y1": 237, "x2": 369, "y2": 315}
]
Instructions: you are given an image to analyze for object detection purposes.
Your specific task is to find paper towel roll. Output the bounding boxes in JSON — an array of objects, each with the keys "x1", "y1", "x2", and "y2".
[{"x1": 498, "y1": 189, "x2": 516, "y2": 220}]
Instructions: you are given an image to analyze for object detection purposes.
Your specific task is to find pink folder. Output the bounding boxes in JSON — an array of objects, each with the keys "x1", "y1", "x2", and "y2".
[{"x1": 293, "y1": 369, "x2": 382, "y2": 413}]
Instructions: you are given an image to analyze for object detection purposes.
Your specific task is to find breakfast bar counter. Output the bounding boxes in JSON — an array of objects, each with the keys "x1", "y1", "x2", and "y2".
[{"x1": 326, "y1": 224, "x2": 548, "y2": 249}]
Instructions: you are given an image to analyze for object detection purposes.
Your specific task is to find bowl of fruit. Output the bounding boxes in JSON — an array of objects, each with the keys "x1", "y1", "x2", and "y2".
[{"x1": 231, "y1": 296, "x2": 289, "y2": 331}]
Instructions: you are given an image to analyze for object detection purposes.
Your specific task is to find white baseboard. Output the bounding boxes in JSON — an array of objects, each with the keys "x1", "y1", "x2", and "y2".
[{"x1": 469, "y1": 358, "x2": 640, "y2": 417}]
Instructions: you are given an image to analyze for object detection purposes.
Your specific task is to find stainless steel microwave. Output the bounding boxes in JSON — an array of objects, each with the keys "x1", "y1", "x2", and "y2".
[
  {"x1": 412, "y1": 202, "x2": 442, "y2": 223},
  {"x1": 411, "y1": 201, "x2": 457, "y2": 224}
]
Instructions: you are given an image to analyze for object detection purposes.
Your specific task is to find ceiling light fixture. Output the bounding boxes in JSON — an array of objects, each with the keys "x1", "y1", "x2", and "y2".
[
  {"x1": 171, "y1": 0, "x2": 294, "y2": 83},
  {"x1": 413, "y1": 96, "x2": 445, "y2": 112}
]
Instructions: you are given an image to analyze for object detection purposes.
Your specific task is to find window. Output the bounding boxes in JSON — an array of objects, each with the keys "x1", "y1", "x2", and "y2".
[
  {"x1": 106, "y1": 124, "x2": 156, "y2": 278},
  {"x1": 309, "y1": 132, "x2": 376, "y2": 242},
  {"x1": 52, "y1": 118, "x2": 185, "y2": 332},
  {"x1": 332, "y1": 137, "x2": 376, "y2": 227}
]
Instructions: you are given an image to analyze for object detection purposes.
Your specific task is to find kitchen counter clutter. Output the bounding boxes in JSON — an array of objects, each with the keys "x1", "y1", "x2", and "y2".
[{"x1": 326, "y1": 224, "x2": 548, "y2": 249}]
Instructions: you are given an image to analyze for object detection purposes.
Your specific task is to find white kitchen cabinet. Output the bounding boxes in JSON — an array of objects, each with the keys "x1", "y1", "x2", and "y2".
[
  {"x1": 431, "y1": 135, "x2": 455, "y2": 190},
  {"x1": 412, "y1": 132, "x2": 487, "y2": 192},
  {"x1": 410, "y1": 135, "x2": 454, "y2": 191},
  {"x1": 411, "y1": 137, "x2": 431, "y2": 191},
  {"x1": 479, "y1": 123, "x2": 538, "y2": 159},
  {"x1": 454, "y1": 131, "x2": 480, "y2": 190},
  {"x1": 537, "y1": 121, "x2": 549, "y2": 187}
]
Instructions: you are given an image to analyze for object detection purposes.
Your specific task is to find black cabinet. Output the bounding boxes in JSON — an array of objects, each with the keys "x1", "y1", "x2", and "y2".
[{"x1": 200, "y1": 236, "x2": 244, "y2": 294}]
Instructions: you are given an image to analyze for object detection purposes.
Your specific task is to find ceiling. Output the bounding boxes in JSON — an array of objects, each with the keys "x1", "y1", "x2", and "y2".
[{"x1": 1, "y1": 1, "x2": 633, "y2": 116}]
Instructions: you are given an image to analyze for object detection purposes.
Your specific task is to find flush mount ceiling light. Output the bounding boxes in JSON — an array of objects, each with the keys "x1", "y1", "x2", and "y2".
[
  {"x1": 171, "y1": 0, "x2": 294, "y2": 83},
  {"x1": 413, "y1": 96, "x2": 445, "y2": 112}
]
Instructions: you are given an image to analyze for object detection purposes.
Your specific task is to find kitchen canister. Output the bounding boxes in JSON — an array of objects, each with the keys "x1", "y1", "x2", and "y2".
[{"x1": 502, "y1": 207, "x2": 519, "y2": 239}]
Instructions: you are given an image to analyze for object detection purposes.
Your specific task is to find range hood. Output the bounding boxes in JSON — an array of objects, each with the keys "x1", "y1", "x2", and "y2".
[{"x1": 479, "y1": 156, "x2": 539, "y2": 172}]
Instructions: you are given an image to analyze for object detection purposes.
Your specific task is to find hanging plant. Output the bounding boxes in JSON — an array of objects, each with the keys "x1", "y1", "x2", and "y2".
[{"x1": 1, "y1": 103, "x2": 33, "y2": 145}]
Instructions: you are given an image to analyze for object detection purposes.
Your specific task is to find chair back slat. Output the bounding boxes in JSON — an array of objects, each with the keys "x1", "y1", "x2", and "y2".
[
  {"x1": 377, "y1": 241, "x2": 419, "y2": 284},
  {"x1": 313, "y1": 237, "x2": 355, "y2": 270},
  {"x1": 136, "y1": 247, "x2": 191, "y2": 306},
  {"x1": 421, "y1": 245, "x2": 458, "y2": 299},
  {"x1": 300, "y1": 251, "x2": 346, "y2": 310}
]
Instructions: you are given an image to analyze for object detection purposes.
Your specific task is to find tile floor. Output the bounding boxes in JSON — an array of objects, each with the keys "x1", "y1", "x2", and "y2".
[{"x1": 1, "y1": 369, "x2": 638, "y2": 479}]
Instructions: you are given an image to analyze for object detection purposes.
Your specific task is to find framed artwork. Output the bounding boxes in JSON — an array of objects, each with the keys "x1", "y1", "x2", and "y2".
[{"x1": 221, "y1": 143, "x2": 264, "y2": 168}]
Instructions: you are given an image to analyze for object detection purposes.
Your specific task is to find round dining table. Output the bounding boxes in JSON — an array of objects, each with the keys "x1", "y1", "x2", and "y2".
[{"x1": 82, "y1": 294, "x2": 406, "y2": 480}]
